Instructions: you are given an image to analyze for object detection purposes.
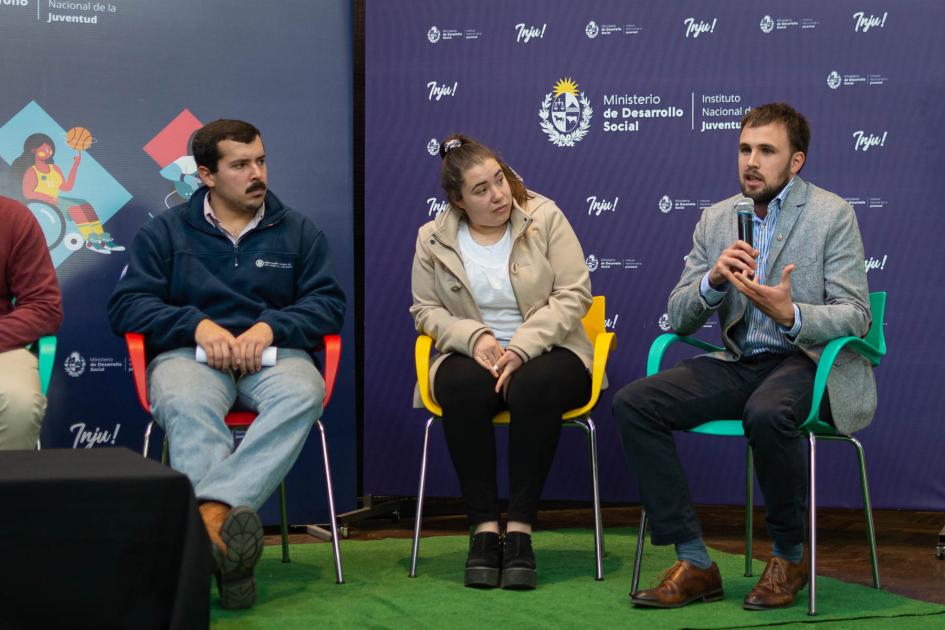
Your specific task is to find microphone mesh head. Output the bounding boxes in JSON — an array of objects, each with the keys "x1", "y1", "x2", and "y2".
[{"x1": 734, "y1": 197, "x2": 754, "y2": 214}]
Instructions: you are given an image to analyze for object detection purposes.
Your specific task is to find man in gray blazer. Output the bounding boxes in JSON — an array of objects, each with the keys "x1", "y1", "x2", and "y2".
[{"x1": 613, "y1": 103, "x2": 873, "y2": 611}]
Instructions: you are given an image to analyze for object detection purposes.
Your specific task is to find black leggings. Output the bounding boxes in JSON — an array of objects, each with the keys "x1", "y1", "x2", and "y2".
[{"x1": 434, "y1": 347, "x2": 591, "y2": 527}]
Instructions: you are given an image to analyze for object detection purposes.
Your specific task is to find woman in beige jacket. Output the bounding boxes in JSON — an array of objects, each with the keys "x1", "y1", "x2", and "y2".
[{"x1": 410, "y1": 134, "x2": 593, "y2": 590}]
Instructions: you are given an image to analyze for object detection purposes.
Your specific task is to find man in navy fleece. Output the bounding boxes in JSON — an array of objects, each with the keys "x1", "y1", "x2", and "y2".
[{"x1": 108, "y1": 119, "x2": 345, "y2": 610}]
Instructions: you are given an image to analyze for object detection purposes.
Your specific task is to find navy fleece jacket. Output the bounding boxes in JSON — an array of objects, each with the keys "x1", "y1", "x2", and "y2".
[{"x1": 107, "y1": 187, "x2": 345, "y2": 355}]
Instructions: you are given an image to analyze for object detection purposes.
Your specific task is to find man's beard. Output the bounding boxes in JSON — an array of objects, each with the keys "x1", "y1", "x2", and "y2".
[{"x1": 741, "y1": 165, "x2": 791, "y2": 206}]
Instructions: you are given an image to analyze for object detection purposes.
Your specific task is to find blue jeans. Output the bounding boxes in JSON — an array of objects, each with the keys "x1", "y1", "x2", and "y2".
[{"x1": 147, "y1": 347, "x2": 324, "y2": 509}]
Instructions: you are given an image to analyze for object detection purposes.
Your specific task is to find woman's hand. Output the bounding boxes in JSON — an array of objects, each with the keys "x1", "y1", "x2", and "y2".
[
  {"x1": 472, "y1": 334, "x2": 504, "y2": 377},
  {"x1": 494, "y1": 350, "x2": 524, "y2": 397}
]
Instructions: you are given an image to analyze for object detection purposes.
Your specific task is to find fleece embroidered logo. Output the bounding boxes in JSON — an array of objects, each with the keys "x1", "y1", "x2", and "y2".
[{"x1": 255, "y1": 259, "x2": 292, "y2": 269}]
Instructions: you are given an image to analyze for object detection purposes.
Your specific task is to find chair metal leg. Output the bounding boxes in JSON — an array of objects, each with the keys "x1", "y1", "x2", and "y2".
[
  {"x1": 573, "y1": 417, "x2": 604, "y2": 580},
  {"x1": 143, "y1": 420, "x2": 154, "y2": 457},
  {"x1": 279, "y1": 481, "x2": 290, "y2": 563},
  {"x1": 409, "y1": 416, "x2": 438, "y2": 577},
  {"x1": 745, "y1": 443, "x2": 754, "y2": 577},
  {"x1": 851, "y1": 437, "x2": 880, "y2": 589},
  {"x1": 315, "y1": 419, "x2": 345, "y2": 584},
  {"x1": 808, "y1": 433, "x2": 817, "y2": 616},
  {"x1": 821, "y1": 435, "x2": 880, "y2": 589},
  {"x1": 630, "y1": 509, "x2": 648, "y2": 596}
]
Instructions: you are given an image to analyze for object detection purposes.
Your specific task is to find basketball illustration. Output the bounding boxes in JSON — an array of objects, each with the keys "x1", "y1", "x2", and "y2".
[{"x1": 66, "y1": 126, "x2": 94, "y2": 151}]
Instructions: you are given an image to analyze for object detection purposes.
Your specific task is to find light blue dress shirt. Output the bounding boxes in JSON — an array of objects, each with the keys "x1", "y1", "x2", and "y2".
[{"x1": 699, "y1": 177, "x2": 803, "y2": 356}]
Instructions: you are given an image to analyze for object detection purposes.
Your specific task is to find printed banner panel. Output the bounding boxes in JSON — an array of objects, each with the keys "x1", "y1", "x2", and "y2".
[
  {"x1": 364, "y1": 0, "x2": 945, "y2": 510},
  {"x1": 0, "y1": 0, "x2": 356, "y2": 524}
]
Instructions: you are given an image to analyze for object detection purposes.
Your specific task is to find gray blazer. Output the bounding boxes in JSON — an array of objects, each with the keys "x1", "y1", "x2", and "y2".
[{"x1": 668, "y1": 176, "x2": 875, "y2": 434}]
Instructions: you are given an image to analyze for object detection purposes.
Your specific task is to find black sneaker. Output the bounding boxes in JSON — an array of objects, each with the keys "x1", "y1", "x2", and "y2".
[
  {"x1": 501, "y1": 532, "x2": 536, "y2": 590},
  {"x1": 215, "y1": 506, "x2": 264, "y2": 609},
  {"x1": 465, "y1": 531, "x2": 502, "y2": 588}
]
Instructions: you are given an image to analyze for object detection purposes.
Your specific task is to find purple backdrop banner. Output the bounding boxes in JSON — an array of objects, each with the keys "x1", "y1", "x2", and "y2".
[{"x1": 364, "y1": 0, "x2": 945, "y2": 510}]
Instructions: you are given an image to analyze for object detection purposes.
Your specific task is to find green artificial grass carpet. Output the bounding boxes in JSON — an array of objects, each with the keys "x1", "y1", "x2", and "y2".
[{"x1": 210, "y1": 528, "x2": 945, "y2": 629}]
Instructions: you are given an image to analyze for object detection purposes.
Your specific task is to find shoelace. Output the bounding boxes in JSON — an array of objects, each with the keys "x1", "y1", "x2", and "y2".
[{"x1": 758, "y1": 559, "x2": 788, "y2": 591}]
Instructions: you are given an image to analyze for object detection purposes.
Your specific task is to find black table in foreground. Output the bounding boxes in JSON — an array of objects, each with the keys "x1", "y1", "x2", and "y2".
[{"x1": 0, "y1": 447, "x2": 210, "y2": 630}]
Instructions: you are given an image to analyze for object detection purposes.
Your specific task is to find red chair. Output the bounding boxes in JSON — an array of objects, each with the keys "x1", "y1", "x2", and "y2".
[{"x1": 125, "y1": 333, "x2": 345, "y2": 584}]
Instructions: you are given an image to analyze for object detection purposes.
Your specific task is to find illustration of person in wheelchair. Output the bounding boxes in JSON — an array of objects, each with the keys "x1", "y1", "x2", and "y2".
[
  {"x1": 10, "y1": 131, "x2": 124, "y2": 254},
  {"x1": 159, "y1": 153, "x2": 201, "y2": 209}
]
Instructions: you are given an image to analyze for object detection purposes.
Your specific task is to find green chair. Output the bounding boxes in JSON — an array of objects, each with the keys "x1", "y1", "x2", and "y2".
[
  {"x1": 630, "y1": 292, "x2": 886, "y2": 616},
  {"x1": 10, "y1": 296, "x2": 55, "y2": 396},
  {"x1": 36, "y1": 335, "x2": 57, "y2": 397},
  {"x1": 25, "y1": 335, "x2": 57, "y2": 449}
]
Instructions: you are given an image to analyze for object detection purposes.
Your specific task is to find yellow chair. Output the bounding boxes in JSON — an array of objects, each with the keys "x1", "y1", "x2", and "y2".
[{"x1": 409, "y1": 295, "x2": 616, "y2": 580}]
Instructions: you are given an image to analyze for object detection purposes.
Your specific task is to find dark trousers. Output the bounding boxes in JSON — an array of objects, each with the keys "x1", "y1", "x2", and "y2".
[
  {"x1": 612, "y1": 352, "x2": 831, "y2": 548},
  {"x1": 434, "y1": 347, "x2": 591, "y2": 527}
]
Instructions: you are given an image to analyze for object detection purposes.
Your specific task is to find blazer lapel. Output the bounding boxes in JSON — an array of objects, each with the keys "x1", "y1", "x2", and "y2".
[{"x1": 764, "y1": 177, "x2": 809, "y2": 279}]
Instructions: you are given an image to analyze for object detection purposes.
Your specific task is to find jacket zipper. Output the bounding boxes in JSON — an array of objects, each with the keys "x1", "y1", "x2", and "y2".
[
  {"x1": 184, "y1": 203, "x2": 285, "y2": 262},
  {"x1": 231, "y1": 219, "x2": 282, "y2": 268}
]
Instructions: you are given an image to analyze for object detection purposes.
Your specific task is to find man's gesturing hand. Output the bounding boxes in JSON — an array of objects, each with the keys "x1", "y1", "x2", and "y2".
[{"x1": 730, "y1": 264, "x2": 797, "y2": 327}]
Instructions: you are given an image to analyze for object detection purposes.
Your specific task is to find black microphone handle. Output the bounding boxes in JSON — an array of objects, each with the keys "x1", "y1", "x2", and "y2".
[{"x1": 737, "y1": 213, "x2": 753, "y2": 248}]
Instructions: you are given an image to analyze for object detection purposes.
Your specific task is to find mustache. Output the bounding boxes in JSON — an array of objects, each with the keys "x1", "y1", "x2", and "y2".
[{"x1": 246, "y1": 181, "x2": 266, "y2": 193}]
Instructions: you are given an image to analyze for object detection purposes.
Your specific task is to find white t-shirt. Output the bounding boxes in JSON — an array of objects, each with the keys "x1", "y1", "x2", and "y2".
[{"x1": 457, "y1": 222, "x2": 524, "y2": 345}]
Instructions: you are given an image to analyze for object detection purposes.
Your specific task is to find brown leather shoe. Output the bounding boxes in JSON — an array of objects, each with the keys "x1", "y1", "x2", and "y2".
[
  {"x1": 743, "y1": 556, "x2": 808, "y2": 610},
  {"x1": 631, "y1": 560, "x2": 724, "y2": 608},
  {"x1": 199, "y1": 500, "x2": 230, "y2": 557}
]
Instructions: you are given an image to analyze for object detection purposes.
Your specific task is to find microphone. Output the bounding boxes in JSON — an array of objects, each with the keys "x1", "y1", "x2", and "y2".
[{"x1": 734, "y1": 197, "x2": 754, "y2": 248}]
